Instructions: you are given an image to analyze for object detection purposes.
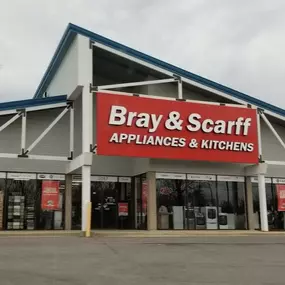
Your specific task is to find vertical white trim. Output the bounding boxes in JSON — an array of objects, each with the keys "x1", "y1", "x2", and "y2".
[
  {"x1": 89, "y1": 92, "x2": 93, "y2": 147},
  {"x1": 69, "y1": 106, "x2": 74, "y2": 155},
  {"x1": 81, "y1": 165, "x2": 91, "y2": 232},
  {"x1": 77, "y1": 34, "x2": 93, "y2": 153},
  {"x1": 257, "y1": 112, "x2": 262, "y2": 161},
  {"x1": 21, "y1": 112, "x2": 27, "y2": 152},
  {"x1": 258, "y1": 173, "x2": 269, "y2": 232},
  {"x1": 178, "y1": 80, "x2": 183, "y2": 99}
]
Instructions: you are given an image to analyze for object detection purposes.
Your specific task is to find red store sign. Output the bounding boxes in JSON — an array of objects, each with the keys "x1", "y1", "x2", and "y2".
[{"x1": 96, "y1": 93, "x2": 259, "y2": 164}]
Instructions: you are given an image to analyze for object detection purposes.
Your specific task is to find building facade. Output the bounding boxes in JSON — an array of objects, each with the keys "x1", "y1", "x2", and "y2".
[{"x1": 0, "y1": 23, "x2": 285, "y2": 232}]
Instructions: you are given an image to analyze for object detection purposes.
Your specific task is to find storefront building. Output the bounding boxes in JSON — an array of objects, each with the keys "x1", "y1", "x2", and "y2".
[{"x1": 1, "y1": 23, "x2": 285, "y2": 233}]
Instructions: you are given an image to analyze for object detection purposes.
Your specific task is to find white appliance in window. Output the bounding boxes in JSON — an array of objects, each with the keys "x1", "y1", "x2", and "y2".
[
  {"x1": 195, "y1": 212, "x2": 206, "y2": 230},
  {"x1": 184, "y1": 207, "x2": 195, "y2": 229},
  {"x1": 218, "y1": 213, "x2": 228, "y2": 229},
  {"x1": 173, "y1": 206, "x2": 184, "y2": 230},
  {"x1": 201, "y1": 207, "x2": 220, "y2": 230}
]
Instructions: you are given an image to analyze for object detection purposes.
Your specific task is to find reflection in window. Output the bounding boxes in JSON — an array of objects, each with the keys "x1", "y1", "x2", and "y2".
[
  {"x1": 252, "y1": 182, "x2": 284, "y2": 230},
  {"x1": 217, "y1": 181, "x2": 246, "y2": 229},
  {"x1": 0, "y1": 178, "x2": 5, "y2": 230},
  {"x1": 38, "y1": 180, "x2": 65, "y2": 230},
  {"x1": 187, "y1": 180, "x2": 217, "y2": 230},
  {"x1": 6, "y1": 179, "x2": 37, "y2": 230},
  {"x1": 157, "y1": 179, "x2": 186, "y2": 230}
]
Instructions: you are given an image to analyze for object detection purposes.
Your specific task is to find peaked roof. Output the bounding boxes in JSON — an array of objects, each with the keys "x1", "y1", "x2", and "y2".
[{"x1": 34, "y1": 23, "x2": 285, "y2": 118}]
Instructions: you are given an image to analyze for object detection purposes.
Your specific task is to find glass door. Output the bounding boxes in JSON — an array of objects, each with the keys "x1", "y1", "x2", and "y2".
[
  {"x1": 186, "y1": 175, "x2": 217, "y2": 230},
  {"x1": 91, "y1": 176, "x2": 118, "y2": 229}
]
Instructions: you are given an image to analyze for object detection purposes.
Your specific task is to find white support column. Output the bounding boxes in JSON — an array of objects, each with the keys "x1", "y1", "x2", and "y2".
[
  {"x1": 146, "y1": 171, "x2": 157, "y2": 230},
  {"x1": 258, "y1": 173, "x2": 268, "y2": 232},
  {"x1": 81, "y1": 165, "x2": 91, "y2": 233},
  {"x1": 77, "y1": 34, "x2": 93, "y2": 234}
]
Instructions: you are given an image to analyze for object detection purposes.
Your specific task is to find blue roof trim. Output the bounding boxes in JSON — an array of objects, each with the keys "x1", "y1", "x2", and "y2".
[
  {"x1": 0, "y1": 95, "x2": 67, "y2": 112},
  {"x1": 34, "y1": 23, "x2": 285, "y2": 118}
]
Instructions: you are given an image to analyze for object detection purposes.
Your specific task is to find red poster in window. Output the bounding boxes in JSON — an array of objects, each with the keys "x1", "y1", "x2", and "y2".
[
  {"x1": 118, "y1": 202, "x2": 128, "y2": 216},
  {"x1": 41, "y1": 180, "x2": 60, "y2": 210},
  {"x1": 142, "y1": 181, "x2": 148, "y2": 212},
  {"x1": 276, "y1": 184, "x2": 285, "y2": 211}
]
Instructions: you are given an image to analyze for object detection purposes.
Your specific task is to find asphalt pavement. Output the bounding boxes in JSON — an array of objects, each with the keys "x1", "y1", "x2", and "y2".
[{"x1": 0, "y1": 235, "x2": 284, "y2": 285}]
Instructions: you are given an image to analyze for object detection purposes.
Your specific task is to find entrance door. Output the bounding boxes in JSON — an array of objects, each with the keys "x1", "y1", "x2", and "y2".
[{"x1": 91, "y1": 177, "x2": 118, "y2": 229}]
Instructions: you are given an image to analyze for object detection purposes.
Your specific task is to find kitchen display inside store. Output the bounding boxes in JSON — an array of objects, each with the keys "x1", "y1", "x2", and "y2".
[
  {"x1": 156, "y1": 173, "x2": 247, "y2": 230},
  {"x1": 6, "y1": 173, "x2": 37, "y2": 230}
]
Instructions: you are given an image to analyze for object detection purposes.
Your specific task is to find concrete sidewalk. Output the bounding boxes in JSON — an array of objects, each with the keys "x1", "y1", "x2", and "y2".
[{"x1": 0, "y1": 229, "x2": 285, "y2": 238}]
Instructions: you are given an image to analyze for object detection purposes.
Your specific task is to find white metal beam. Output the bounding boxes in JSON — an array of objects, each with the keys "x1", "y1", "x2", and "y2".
[
  {"x1": 96, "y1": 89, "x2": 249, "y2": 108},
  {"x1": 0, "y1": 153, "x2": 18, "y2": 159},
  {"x1": 92, "y1": 41, "x2": 285, "y2": 123},
  {"x1": 92, "y1": 42, "x2": 247, "y2": 105},
  {"x1": 0, "y1": 113, "x2": 21, "y2": 133},
  {"x1": 28, "y1": 155, "x2": 69, "y2": 161},
  {"x1": 26, "y1": 107, "x2": 70, "y2": 154},
  {"x1": 265, "y1": 160, "x2": 285, "y2": 166},
  {"x1": 260, "y1": 112, "x2": 285, "y2": 151},
  {"x1": 0, "y1": 102, "x2": 67, "y2": 117},
  {"x1": 0, "y1": 153, "x2": 69, "y2": 161},
  {"x1": 96, "y1": 78, "x2": 176, "y2": 91}
]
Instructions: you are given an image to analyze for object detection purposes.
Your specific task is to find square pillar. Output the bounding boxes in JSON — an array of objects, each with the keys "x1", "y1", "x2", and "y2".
[
  {"x1": 245, "y1": 177, "x2": 255, "y2": 230},
  {"x1": 64, "y1": 174, "x2": 72, "y2": 230},
  {"x1": 81, "y1": 165, "x2": 91, "y2": 234},
  {"x1": 258, "y1": 173, "x2": 268, "y2": 231},
  {"x1": 146, "y1": 172, "x2": 157, "y2": 231}
]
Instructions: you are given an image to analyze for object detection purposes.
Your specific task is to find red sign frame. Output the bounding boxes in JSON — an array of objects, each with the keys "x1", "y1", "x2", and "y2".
[
  {"x1": 276, "y1": 184, "x2": 285, "y2": 211},
  {"x1": 41, "y1": 180, "x2": 60, "y2": 210},
  {"x1": 96, "y1": 92, "x2": 259, "y2": 164}
]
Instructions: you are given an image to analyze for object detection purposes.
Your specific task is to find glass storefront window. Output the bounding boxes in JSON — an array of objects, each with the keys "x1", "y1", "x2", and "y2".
[
  {"x1": 6, "y1": 173, "x2": 37, "y2": 230},
  {"x1": 72, "y1": 175, "x2": 82, "y2": 230},
  {"x1": 187, "y1": 175, "x2": 217, "y2": 230},
  {"x1": 217, "y1": 176, "x2": 247, "y2": 230},
  {"x1": 156, "y1": 173, "x2": 187, "y2": 230},
  {"x1": 252, "y1": 177, "x2": 285, "y2": 231},
  {"x1": 156, "y1": 173, "x2": 247, "y2": 231},
  {"x1": 135, "y1": 174, "x2": 147, "y2": 230},
  {"x1": 37, "y1": 174, "x2": 65, "y2": 230},
  {"x1": 72, "y1": 175, "x2": 134, "y2": 230},
  {"x1": 0, "y1": 173, "x2": 6, "y2": 230}
]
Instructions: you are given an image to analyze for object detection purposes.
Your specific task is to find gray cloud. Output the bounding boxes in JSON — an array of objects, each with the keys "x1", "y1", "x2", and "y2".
[{"x1": 0, "y1": 0, "x2": 284, "y2": 108}]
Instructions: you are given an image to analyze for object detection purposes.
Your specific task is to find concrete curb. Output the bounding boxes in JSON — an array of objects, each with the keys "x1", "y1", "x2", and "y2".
[{"x1": 0, "y1": 230, "x2": 285, "y2": 238}]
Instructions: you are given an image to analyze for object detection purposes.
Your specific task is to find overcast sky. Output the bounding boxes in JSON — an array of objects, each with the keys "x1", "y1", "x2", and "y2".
[{"x1": 0, "y1": 0, "x2": 285, "y2": 108}]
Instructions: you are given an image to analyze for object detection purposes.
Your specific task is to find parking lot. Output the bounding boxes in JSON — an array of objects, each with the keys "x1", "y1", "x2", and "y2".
[{"x1": 0, "y1": 235, "x2": 285, "y2": 284}]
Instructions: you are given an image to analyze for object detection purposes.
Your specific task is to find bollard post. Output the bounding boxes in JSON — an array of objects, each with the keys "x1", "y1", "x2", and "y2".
[{"x1": 85, "y1": 201, "x2": 92, "y2": 237}]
